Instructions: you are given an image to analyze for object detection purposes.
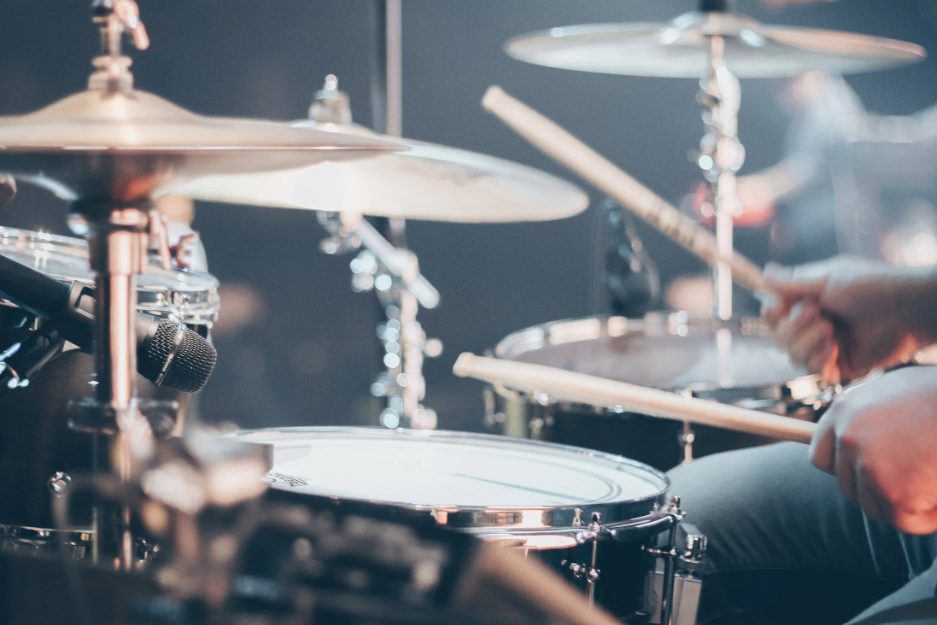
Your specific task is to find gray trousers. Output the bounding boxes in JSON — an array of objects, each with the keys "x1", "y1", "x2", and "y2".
[{"x1": 667, "y1": 443, "x2": 937, "y2": 625}]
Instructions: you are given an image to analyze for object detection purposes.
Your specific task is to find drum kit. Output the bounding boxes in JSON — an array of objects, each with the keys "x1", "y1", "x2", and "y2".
[{"x1": 0, "y1": 1, "x2": 926, "y2": 624}]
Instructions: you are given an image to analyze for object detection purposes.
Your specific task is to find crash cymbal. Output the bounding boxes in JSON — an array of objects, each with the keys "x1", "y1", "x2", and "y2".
[
  {"x1": 505, "y1": 11, "x2": 926, "y2": 79},
  {"x1": 171, "y1": 120, "x2": 589, "y2": 223},
  {"x1": 0, "y1": 89, "x2": 405, "y2": 202}
]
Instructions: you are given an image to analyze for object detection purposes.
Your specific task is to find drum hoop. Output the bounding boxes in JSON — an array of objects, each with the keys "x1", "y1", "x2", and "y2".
[
  {"x1": 0, "y1": 523, "x2": 94, "y2": 545},
  {"x1": 492, "y1": 312, "x2": 826, "y2": 404},
  {"x1": 231, "y1": 426, "x2": 671, "y2": 531},
  {"x1": 467, "y1": 508, "x2": 679, "y2": 550}
]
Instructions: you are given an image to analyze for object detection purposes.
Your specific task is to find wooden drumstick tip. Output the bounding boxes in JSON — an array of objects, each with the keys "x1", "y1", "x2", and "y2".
[
  {"x1": 482, "y1": 86, "x2": 506, "y2": 111},
  {"x1": 453, "y1": 352, "x2": 476, "y2": 377}
]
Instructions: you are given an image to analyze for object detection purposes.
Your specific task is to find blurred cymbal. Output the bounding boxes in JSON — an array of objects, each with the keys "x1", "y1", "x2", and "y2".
[
  {"x1": 171, "y1": 121, "x2": 589, "y2": 223},
  {"x1": 505, "y1": 11, "x2": 926, "y2": 79},
  {"x1": 0, "y1": 89, "x2": 405, "y2": 202}
]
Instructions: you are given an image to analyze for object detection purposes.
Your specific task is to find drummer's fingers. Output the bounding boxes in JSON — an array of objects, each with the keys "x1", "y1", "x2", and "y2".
[
  {"x1": 764, "y1": 262, "x2": 831, "y2": 300},
  {"x1": 773, "y1": 300, "x2": 822, "y2": 353},
  {"x1": 833, "y1": 435, "x2": 858, "y2": 503},
  {"x1": 819, "y1": 344, "x2": 843, "y2": 386},
  {"x1": 890, "y1": 509, "x2": 937, "y2": 536},
  {"x1": 762, "y1": 293, "x2": 793, "y2": 327},
  {"x1": 806, "y1": 338, "x2": 837, "y2": 379},
  {"x1": 855, "y1": 472, "x2": 889, "y2": 522},
  {"x1": 809, "y1": 409, "x2": 837, "y2": 474},
  {"x1": 790, "y1": 321, "x2": 835, "y2": 373}
]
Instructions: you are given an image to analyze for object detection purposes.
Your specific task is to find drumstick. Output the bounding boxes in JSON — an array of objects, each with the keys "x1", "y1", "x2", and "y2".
[
  {"x1": 453, "y1": 353, "x2": 815, "y2": 444},
  {"x1": 482, "y1": 86, "x2": 766, "y2": 293}
]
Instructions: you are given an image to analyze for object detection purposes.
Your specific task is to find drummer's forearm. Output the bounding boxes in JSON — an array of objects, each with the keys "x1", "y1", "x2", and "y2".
[{"x1": 897, "y1": 267, "x2": 937, "y2": 346}]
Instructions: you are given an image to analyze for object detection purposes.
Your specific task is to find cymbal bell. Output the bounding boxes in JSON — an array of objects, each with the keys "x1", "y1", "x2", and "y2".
[
  {"x1": 505, "y1": 11, "x2": 926, "y2": 79},
  {"x1": 171, "y1": 121, "x2": 589, "y2": 223},
  {"x1": 0, "y1": 89, "x2": 405, "y2": 202}
]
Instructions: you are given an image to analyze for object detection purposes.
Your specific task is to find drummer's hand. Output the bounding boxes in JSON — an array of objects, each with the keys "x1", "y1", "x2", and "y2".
[
  {"x1": 810, "y1": 366, "x2": 937, "y2": 534},
  {"x1": 762, "y1": 257, "x2": 921, "y2": 383}
]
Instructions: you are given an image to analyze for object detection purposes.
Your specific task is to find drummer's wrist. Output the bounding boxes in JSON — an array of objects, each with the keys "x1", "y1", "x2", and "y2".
[{"x1": 895, "y1": 267, "x2": 937, "y2": 346}]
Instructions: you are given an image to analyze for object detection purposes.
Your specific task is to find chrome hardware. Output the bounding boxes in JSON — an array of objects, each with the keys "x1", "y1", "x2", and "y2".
[
  {"x1": 697, "y1": 35, "x2": 744, "y2": 320},
  {"x1": 89, "y1": 0, "x2": 149, "y2": 93},
  {"x1": 561, "y1": 512, "x2": 602, "y2": 605},
  {"x1": 309, "y1": 78, "x2": 441, "y2": 430},
  {"x1": 309, "y1": 75, "x2": 354, "y2": 126},
  {"x1": 0, "y1": 524, "x2": 158, "y2": 563},
  {"x1": 566, "y1": 561, "x2": 600, "y2": 582},
  {"x1": 644, "y1": 520, "x2": 706, "y2": 625},
  {"x1": 684, "y1": 532, "x2": 707, "y2": 563},
  {"x1": 47, "y1": 472, "x2": 72, "y2": 496},
  {"x1": 318, "y1": 204, "x2": 442, "y2": 430}
]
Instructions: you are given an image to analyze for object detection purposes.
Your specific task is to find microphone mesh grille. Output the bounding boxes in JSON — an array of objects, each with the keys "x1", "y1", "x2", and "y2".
[{"x1": 143, "y1": 320, "x2": 218, "y2": 393}]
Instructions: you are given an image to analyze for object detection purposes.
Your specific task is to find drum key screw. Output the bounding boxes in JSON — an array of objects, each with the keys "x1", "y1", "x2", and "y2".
[
  {"x1": 47, "y1": 471, "x2": 71, "y2": 496},
  {"x1": 566, "y1": 561, "x2": 600, "y2": 583}
]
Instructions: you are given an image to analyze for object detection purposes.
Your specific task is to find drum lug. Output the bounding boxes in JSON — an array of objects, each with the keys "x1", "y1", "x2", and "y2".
[
  {"x1": 642, "y1": 500, "x2": 704, "y2": 625},
  {"x1": 560, "y1": 512, "x2": 601, "y2": 604}
]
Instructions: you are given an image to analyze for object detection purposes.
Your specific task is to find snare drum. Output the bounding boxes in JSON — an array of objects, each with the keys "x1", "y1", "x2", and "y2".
[
  {"x1": 231, "y1": 427, "x2": 703, "y2": 622},
  {"x1": 0, "y1": 226, "x2": 219, "y2": 550},
  {"x1": 487, "y1": 313, "x2": 828, "y2": 471}
]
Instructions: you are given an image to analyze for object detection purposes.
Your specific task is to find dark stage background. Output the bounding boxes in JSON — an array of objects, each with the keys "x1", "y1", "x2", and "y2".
[{"x1": 0, "y1": 0, "x2": 935, "y2": 432}]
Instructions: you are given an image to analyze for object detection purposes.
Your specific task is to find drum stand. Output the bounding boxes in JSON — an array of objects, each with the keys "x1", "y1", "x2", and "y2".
[
  {"x1": 64, "y1": 5, "x2": 176, "y2": 570},
  {"x1": 320, "y1": 212, "x2": 442, "y2": 430},
  {"x1": 679, "y1": 24, "x2": 746, "y2": 462},
  {"x1": 698, "y1": 33, "x2": 744, "y2": 321}
]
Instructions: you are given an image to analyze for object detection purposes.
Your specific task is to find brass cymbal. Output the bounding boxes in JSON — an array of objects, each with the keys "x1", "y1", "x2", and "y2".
[
  {"x1": 171, "y1": 121, "x2": 589, "y2": 223},
  {"x1": 0, "y1": 89, "x2": 405, "y2": 202},
  {"x1": 505, "y1": 11, "x2": 926, "y2": 79}
]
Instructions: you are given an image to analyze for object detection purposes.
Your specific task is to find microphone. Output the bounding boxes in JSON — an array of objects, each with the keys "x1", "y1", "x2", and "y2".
[
  {"x1": 0, "y1": 252, "x2": 217, "y2": 393},
  {"x1": 597, "y1": 198, "x2": 659, "y2": 316}
]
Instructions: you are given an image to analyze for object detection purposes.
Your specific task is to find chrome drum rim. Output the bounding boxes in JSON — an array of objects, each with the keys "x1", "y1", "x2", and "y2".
[{"x1": 229, "y1": 427, "x2": 672, "y2": 549}]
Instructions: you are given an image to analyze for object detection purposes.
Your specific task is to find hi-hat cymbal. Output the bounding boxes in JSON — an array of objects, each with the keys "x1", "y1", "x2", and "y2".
[
  {"x1": 505, "y1": 11, "x2": 926, "y2": 79},
  {"x1": 170, "y1": 121, "x2": 589, "y2": 223},
  {"x1": 0, "y1": 89, "x2": 405, "y2": 202}
]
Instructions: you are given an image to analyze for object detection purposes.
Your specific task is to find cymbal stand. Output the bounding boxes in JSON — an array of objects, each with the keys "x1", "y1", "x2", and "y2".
[
  {"x1": 319, "y1": 212, "x2": 441, "y2": 430},
  {"x1": 66, "y1": 0, "x2": 165, "y2": 570},
  {"x1": 697, "y1": 33, "x2": 744, "y2": 321},
  {"x1": 683, "y1": 25, "x2": 745, "y2": 464}
]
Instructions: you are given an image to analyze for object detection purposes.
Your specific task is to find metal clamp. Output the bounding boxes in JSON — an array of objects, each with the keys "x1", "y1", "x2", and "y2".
[{"x1": 89, "y1": 0, "x2": 149, "y2": 93}]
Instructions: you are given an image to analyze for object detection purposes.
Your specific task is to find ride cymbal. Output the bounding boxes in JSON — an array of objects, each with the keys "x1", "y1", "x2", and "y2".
[{"x1": 506, "y1": 11, "x2": 925, "y2": 79}]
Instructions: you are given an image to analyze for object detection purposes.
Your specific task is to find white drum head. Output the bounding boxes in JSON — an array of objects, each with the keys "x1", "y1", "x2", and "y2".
[{"x1": 233, "y1": 428, "x2": 667, "y2": 510}]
